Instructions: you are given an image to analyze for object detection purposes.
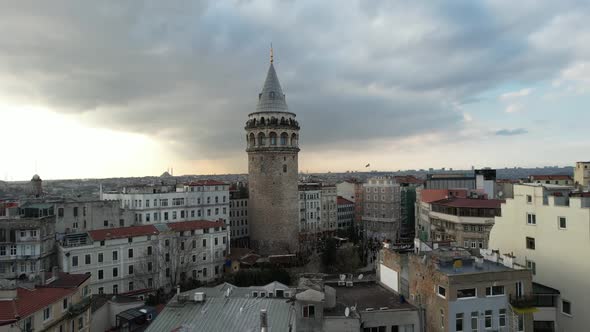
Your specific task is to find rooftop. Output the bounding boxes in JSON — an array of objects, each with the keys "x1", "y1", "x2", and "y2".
[
  {"x1": 530, "y1": 175, "x2": 572, "y2": 181},
  {"x1": 431, "y1": 197, "x2": 504, "y2": 209},
  {"x1": 146, "y1": 297, "x2": 293, "y2": 332},
  {"x1": 44, "y1": 272, "x2": 91, "y2": 288},
  {"x1": 324, "y1": 282, "x2": 415, "y2": 315},
  {"x1": 337, "y1": 196, "x2": 354, "y2": 205},
  {"x1": 420, "y1": 189, "x2": 469, "y2": 203},
  {"x1": 184, "y1": 180, "x2": 227, "y2": 186},
  {"x1": 88, "y1": 225, "x2": 159, "y2": 241},
  {"x1": 0, "y1": 287, "x2": 77, "y2": 326},
  {"x1": 426, "y1": 248, "x2": 515, "y2": 276}
]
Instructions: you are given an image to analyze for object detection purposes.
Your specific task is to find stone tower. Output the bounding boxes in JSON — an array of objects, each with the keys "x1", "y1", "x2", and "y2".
[
  {"x1": 30, "y1": 174, "x2": 43, "y2": 197},
  {"x1": 245, "y1": 50, "x2": 300, "y2": 254}
]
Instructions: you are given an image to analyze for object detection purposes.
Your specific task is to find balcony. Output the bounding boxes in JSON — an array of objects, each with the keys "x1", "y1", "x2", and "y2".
[
  {"x1": 68, "y1": 296, "x2": 92, "y2": 316},
  {"x1": 509, "y1": 294, "x2": 538, "y2": 313}
]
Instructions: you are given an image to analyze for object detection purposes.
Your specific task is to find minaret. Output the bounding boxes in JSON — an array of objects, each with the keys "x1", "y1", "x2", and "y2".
[
  {"x1": 245, "y1": 48, "x2": 300, "y2": 254},
  {"x1": 30, "y1": 174, "x2": 43, "y2": 197}
]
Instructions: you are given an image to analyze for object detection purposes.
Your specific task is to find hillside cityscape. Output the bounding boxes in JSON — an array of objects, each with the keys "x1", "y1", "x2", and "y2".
[{"x1": 1, "y1": 2, "x2": 589, "y2": 332}]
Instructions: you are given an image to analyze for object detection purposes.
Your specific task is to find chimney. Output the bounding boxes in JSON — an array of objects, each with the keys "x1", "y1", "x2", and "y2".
[
  {"x1": 176, "y1": 285, "x2": 181, "y2": 296},
  {"x1": 40, "y1": 269, "x2": 46, "y2": 285},
  {"x1": 260, "y1": 309, "x2": 268, "y2": 332}
]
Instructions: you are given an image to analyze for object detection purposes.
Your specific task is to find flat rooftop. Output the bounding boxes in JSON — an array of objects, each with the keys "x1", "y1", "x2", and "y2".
[
  {"x1": 324, "y1": 282, "x2": 414, "y2": 315},
  {"x1": 437, "y1": 259, "x2": 513, "y2": 275}
]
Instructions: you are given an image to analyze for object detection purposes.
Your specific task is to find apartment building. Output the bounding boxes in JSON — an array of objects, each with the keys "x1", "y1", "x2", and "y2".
[
  {"x1": 0, "y1": 203, "x2": 56, "y2": 280},
  {"x1": 379, "y1": 247, "x2": 534, "y2": 332},
  {"x1": 57, "y1": 220, "x2": 228, "y2": 295},
  {"x1": 573, "y1": 161, "x2": 590, "y2": 188},
  {"x1": 299, "y1": 183, "x2": 322, "y2": 233},
  {"x1": 336, "y1": 179, "x2": 364, "y2": 224},
  {"x1": 529, "y1": 175, "x2": 572, "y2": 186},
  {"x1": 0, "y1": 272, "x2": 91, "y2": 332},
  {"x1": 101, "y1": 180, "x2": 230, "y2": 225},
  {"x1": 362, "y1": 176, "x2": 401, "y2": 242},
  {"x1": 229, "y1": 187, "x2": 249, "y2": 248},
  {"x1": 54, "y1": 200, "x2": 134, "y2": 234},
  {"x1": 336, "y1": 197, "x2": 354, "y2": 230},
  {"x1": 320, "y1": 184, "x2": 337, "y2": 233},
  {"x1": 489, "y1": 183, "x2": 590, "y2": 331}
]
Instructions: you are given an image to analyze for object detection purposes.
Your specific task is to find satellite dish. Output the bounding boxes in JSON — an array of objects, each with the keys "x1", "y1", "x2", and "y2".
[
  {"x1": 339, "y1": 274, "x2": 346, "y2": 281},
  {"x1": 345, "y1": 307, "x2": 350, "y2": 317},
  {"x1": 358, "y1": 274, "x2": 364, "y2": 280},
  {"x1": 498, "y1": 191, "x2": 504, "y2": 197}
]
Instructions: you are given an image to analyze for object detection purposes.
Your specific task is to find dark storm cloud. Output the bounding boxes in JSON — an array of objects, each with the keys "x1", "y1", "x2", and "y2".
[
  {"x1": 0, "y1": 0, "x2": 588, "y2": 159},
  {"x1": 495, "y1": 128, "x2": 528, "y2": 136}
]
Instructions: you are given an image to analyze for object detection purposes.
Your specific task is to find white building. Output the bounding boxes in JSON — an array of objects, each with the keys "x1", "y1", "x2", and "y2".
[
  {"x1": 57, "y1": 220, "x2": 229, "y2": 295},
  {"x1": 298, "y1": 183, "x2": 323, "y2": 233},
  {"x1": 101, "y1": 180, "x2": 230, "y2": 225},
  {"x1": 55, "y1": 200, "x2": 134, "y2": 234},
  {"x1": 489, "y1": 184, "x2": 590, "y2": 332},
  {"x1": 229, "y1": 188, "x2": 249, "y2": 248}
]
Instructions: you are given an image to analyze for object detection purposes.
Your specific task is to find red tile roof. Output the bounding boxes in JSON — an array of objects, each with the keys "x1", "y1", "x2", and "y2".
[
  {"x1": 88, "y1": 225, "x2": 159, "y2": 241},
  {"x1": 530, "y1": 175, "x2": 572, "y2": 181},
  {"x1": 185, "y1": 180, "x2": 227, "y2": 186},
  {"x1": 44, "y1": 272, "x2": 91, "y2": 288},
  {"x1": 0, "y1": 287, "x2": 76, "y2": 326},
  {"x1": 337, "y1": 197, "x2": 354, "y2": 205},
  {"x1": 431, "y1": 197, "x2": 504, "y2": 209},
  {"x1": 166, "y1": 220, "x2": 225, "y2": 232},
  {"x1": 394, "y1": 175, "x2": 425, "y2": 184}
]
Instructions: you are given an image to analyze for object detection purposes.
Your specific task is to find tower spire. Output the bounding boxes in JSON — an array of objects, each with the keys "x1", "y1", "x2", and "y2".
[{"x1": 270, "y1": 43, "x2": 274, "y2": 64}]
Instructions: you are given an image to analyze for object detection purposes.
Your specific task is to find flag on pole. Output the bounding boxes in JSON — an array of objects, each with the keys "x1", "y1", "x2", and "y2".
[{"x1": 365, "y1": 163, "x2": 370, "y2": 167}]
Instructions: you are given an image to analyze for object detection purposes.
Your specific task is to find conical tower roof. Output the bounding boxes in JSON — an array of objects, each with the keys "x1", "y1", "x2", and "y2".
[{"x1": 256, "y1": 59, "x2": 288, "y2": 112}]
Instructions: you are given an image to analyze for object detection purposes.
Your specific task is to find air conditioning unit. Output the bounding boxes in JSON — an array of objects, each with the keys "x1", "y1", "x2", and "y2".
[
  {"x1": 338, "y1": 281, "x2": 345, "y2": 286},
  {"x1": 194, "y1": 292, "x2": 205, "y2": 302},
  {"x1": 346, "y1": 281, "x2": 353, "y2": 287}
]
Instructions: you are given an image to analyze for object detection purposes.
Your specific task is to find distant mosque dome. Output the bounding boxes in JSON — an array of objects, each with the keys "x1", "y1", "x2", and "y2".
[
  {"x1": 160, "y1": 171, "x2": 172, "y2": 178},
  {"x1": 31, "y1": 174, "x2": 41, "y2": 181}
]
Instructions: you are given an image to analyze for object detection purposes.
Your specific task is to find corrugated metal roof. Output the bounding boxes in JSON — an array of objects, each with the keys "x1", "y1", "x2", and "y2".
[{"x1": 146, "y1": 297, "x2": 293, "y2": 332}]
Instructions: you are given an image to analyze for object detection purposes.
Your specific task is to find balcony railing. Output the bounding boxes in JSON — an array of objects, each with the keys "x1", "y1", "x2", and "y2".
[
  {"x1": 68, "y1": 296, "x2": 92, "y2": 316},
  {"x1": 509, "y1": 294, "x2": 537, "y2": 309}
]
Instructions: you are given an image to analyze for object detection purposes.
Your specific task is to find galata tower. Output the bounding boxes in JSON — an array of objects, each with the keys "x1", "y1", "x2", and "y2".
[{"x1": 245, "y1": 49, "x2": 300, "y2": 254}]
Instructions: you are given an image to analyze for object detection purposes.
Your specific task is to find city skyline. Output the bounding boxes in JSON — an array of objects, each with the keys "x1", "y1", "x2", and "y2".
[{"x1": 2, "y1": 1, "x2": 590, "y2": 180}]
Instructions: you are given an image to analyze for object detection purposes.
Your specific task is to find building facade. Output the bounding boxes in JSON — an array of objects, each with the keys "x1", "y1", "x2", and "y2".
[
  {"x1": 379, "y1": 247, "x2": 534, "y2": 332},
  {"x1": 229, "y1": 187, "x2": 249, "y2": 248},
  {"x1": 489, "y1": 184, "x2": 590, "y2": 331},
  {"x1": 336, "y1": 180, "x2": 365, "y2": 225},
  {"x1": 320, "y1": 184, "x2": 337, "y2": 234},
  {"x1": 336, "y1": 197, "x2": 354, "y2": 230},
  {"x1": 0, "y1": 203, "x2": 56, "y2": 280},
  {"x1": 529, "y1": 175, "x2": 572, "y2": 186},
  {"x1": 573, "y1": 161, "x2": 590, "y2": 188},
  {"x1": 101, "y1": 181, "x2": 230, "y2": 225},
  {"x1": 55, "y1": 200, "x2": 134, "y2": 234},
  {"x1": 299, "y1": 183, "x2": 322, "y2": 234},
  {"x1": 245, "y1": 53, "x2": 300, "y2": 255},
  {"x1": 57, "y1": 220, "x2": 228, "y2": 295},
  {"x1": 362, "y1": 176, "x2": 401, "y2": 242}
]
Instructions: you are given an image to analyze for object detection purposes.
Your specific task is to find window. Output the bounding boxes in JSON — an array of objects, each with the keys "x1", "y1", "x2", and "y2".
[
  {"x1": 526, "y1": 259, "x2": 536, "y2": 275},
  {"x1": 303, "y1": 304, "x2": 315, "y2": 318},
  {"x1": 471, "y1": 312, "x2": 478, "y2": 332},
  {"x1": 165, "y1": 253, "x2": 170, "y2": 262},
  {"x1": 128, "y1": 265, "x2": 134, "y2": 275},
  {"x1": 148, "y1": 262, "x2": 153, "y2": 272},
  {"x1": 113, "y1": 284, "x2": 118, "y2": 294},
  {"x1": 98, "y1": 287, "x2": 104, "y2": 295},
  {"x1": 78, "y1": 316, "x2": 84, "y2": 330},
  {"x1": 166, "y1": 268, "x2": 170, "y2": 277},
  {"x1": 129, "y1": 281, "x2": 134, "y2": 291},
  {"x1": 128, "y1": 237, "x2": 133, "y2": 243},
  {"x1": 526, "y1": 195, "x2": 532, "y2": 203},
  {"x1": 484, "y1": 310, "x2": 492, "y2": 329},
  {"x1": 98, "y1": 270, "x2": 104, "y2": 280},
  {"x1": 104, "y1": 220, "x2": 108, "y2": 227},
  {"x1": 128, "y1": 248, "x2": 133, "y2": 258},
  {"x1": 517, "y1": 314, "x2": 524, "y2": 331},
  {"x1": 43, "y1": 307, "x2": 51, "y2": 321},
  {"x1": 252, "y1": 291, "x2": 258, "y2": 298},
  {"x1": 73, "y1": 207, "x2": 78, "y2": 217},
  {"x1": 456, "y1": 313, "x2": 464, "y2": 331},
  {"x1": 72, "y1": 256, "x2": 78, "y2": 267},
  {"x1": 85, "y1": 254, "x2": 91, "y2": 265},
  {"x1": 558, "y1": 216, "x2": 567, "y2": 229},
  {"x1": 63, "y1": 298, "x2": 68, "y2": 310},
  {"x1": 203, "y1": 239, "x2": 207, "y2": 247},
  {"x1": 499, "y1": 309, "x2": 506, "y2": 327},
  {"x1": 527, "y1": 213, "x2": 536, "y2": 225},
  {"x1": 147, "y1": 246, "x2": 152, "y2": 255},
  {"x1": 457, "y1": 288, "x2": 476, "y2": 299},
  {"x1": 526, "y1": 237, "x2": 535, "y2": 250},
  {"x1": 58, "y1": 207, "x2": 64, "y2": 217},
  {"x1": 485, "y1": 285, "x2": 505, "y2": 296},
  {"x1": 165, "y1": 239, "x2": 170, "y2": 247},
  {"x1": 112, "y1": 251, "x2": 118, "y2": 261},
  {"x1": 113, "y1": 267, "x2": 118, "y2": 277},
  {"x1": 215, "y1": 237, "x2": 218, "y2": 245},
  {"x1": 0, "y1": 246, "x2": 5, "y2": 256},
  {"x1": 562, "y1": 300, "x2": 572, "y2": 316}
]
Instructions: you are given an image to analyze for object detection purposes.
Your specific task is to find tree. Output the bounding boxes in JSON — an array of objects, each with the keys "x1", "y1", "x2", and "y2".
[{"x1": 321, "y1": 237, "x2": 338, "y2": 272}]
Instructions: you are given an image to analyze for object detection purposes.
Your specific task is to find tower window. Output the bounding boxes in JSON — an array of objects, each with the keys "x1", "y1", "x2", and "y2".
[
  {"x1": 270, "y1": 91, "x2": 275, "y2": 99},
  {"x1": 283, "y1": 165, "x2": 287, "y2": 173}
]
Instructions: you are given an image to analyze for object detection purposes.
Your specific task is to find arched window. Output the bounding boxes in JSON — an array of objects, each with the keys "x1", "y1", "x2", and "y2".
[
  {"x1": 270, "y1": 91, "x2": 275, "y2": 99},
  {"x1": 283, "y1": 165, "x2": 287, "y2": 173},
  {"x1": 280, "y1": 117, "x2": 285, "y2": 125},
  {"x1": 291, "y1": 133, "x2": 298, "y2": 146},
  {"x1": 260, "y1": 117, "x2": 265, "y2": 125},
  {"x1": 280, "y1": 132, "x2": 288, "y2": 145},
  {"x1": 249, "y1": 133, "x2": 256, "y2": 147},
  {"x1": 258, "y1": 132, "x2": 266, "y2": 146},
  {"x1": 269, "y1": 132, "x2": 277, "y2": 146}
]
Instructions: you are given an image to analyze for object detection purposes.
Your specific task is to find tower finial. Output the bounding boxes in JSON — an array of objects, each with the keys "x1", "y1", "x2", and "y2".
[{"x1": 270, "y1": 43, "x2": 274, "y2": 64}]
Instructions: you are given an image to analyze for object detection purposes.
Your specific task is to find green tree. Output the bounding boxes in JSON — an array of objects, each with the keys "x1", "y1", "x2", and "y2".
[{"x1": 321, "y1": 238, "x2": 338, "y2": 271}]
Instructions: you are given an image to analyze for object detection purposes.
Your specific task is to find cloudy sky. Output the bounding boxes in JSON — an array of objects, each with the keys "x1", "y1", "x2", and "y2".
[{"x1": 1, "y1": 0, "x2": 590, "y2": 180}]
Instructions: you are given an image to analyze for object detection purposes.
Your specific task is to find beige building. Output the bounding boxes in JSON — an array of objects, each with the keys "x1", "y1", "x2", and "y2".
[
  {"x1": 55, "y1": 200, "x2": 134, "y2": 234},
  {"x1": 0, "y1": 272, "x2": 91, "y2": 332},
  {"x1": 320, "y1": 184, "x2": 337, "y2": 233},
  {"x1": 379, "y1": 247, "x2": 534, "y2": 332},
  {"x1": 363, "y1": 176, "x2": 401, "y2": 241},
  {"x1": 529, "y1": 175, "x2": 572, "y2": 186},
  {"x1": 573, "y1": 161, "x2": 590, "y2": 188},
  {"x1": 489, "y1": 183, "x2": 590, "y2": 332}
]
